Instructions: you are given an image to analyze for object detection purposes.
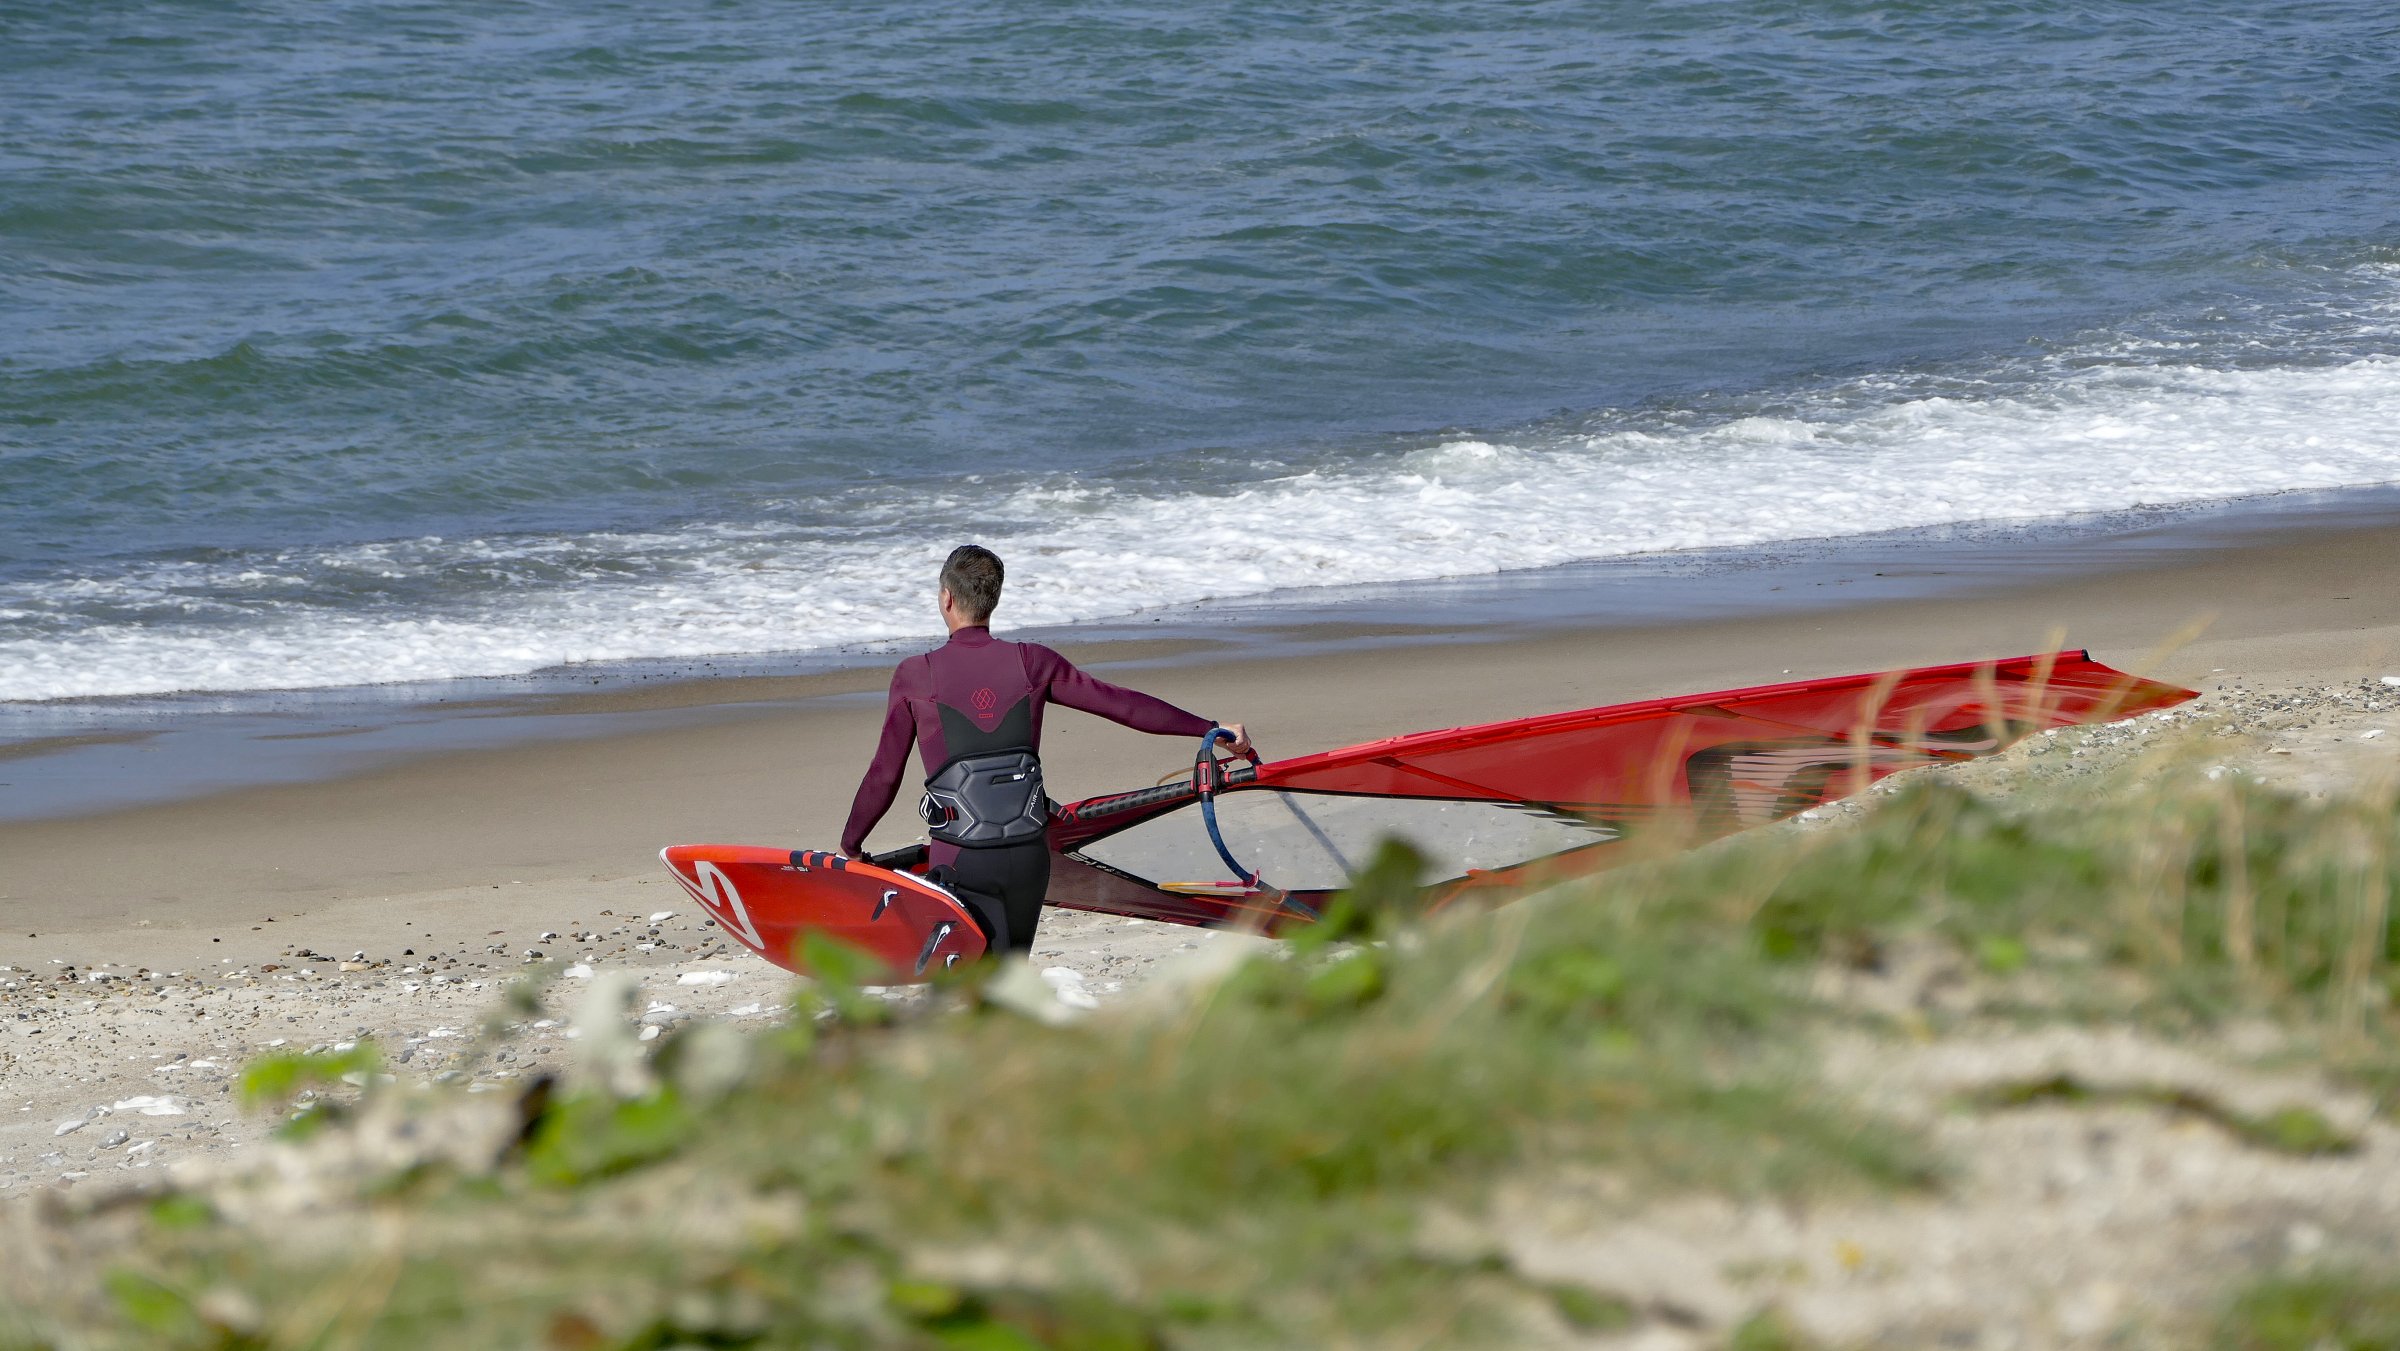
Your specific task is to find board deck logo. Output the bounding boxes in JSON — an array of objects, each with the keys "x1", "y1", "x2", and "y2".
[{"x1": 663, "y1": 853, "x2": 765, "y2": 951}]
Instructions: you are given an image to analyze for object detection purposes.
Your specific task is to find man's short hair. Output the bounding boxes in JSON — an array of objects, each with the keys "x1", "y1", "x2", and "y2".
[{"x1": 941, "y1": 545, "x2": 1004, "y2": 622}]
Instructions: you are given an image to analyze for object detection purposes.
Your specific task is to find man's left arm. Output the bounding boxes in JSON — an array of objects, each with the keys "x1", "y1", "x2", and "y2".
[{"x1": 1034, "y1": 645, "x2": 1216, "y2": 739}]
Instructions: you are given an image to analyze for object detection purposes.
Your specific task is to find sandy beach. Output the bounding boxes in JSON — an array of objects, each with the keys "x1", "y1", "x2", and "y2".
[
  {"x1": 5, "y1": 512, "x2": 2400, "y2": 1199},
  {"x1": 8, "y1": 515, "x2": 2400, "y2": 1351}
]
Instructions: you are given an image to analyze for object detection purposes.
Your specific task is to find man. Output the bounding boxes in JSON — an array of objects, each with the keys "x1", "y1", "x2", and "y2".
[{"x1": 841, "y1": 545, "x2": 1249, "y2": 956}]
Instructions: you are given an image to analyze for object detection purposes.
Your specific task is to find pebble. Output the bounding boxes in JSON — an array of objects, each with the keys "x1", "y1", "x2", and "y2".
[
  {"x1": 1040, "y1": 967, "x2": 1100, "y2": 1011},
  {"x1": 113, "y1": 1096, "x2": 184, "y2": 1116}
]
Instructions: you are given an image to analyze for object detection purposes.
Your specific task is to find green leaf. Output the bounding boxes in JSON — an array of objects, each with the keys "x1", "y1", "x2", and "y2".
[
  {"x1": 2239, "y1": 1104, "x2": 2355, "y2": 1158},
  {"x1": 1728, "y1": 1307, "x2": 1816, "y2": 1351},
  {"x1": 145, "y1": 1194, "x2": 215, "y2": 1231},
  {"x1": 796, "y1": 929, "x2": 898, "y2": 1024},
  {"x1": 1292, "y1": 837, "x2": 1432, "y2": 951},
  {"x1": 1975, "y1": 933, "x2": 2029, "y2": 974},
  {"x1": 889, "y1": 1279, "x2": 966, "y2": 1320},
  {"x1": 1543, "y1": 1283, "x2": 1634, "y2": 1332},
  {"x1": 102, "y1": 1270, "x2": 197, "y2": 1339},
  {"x1": 524, "y1": 1089, "x2": 693, "y2": 1187},
  {"x1": 237, "y1": 1042, "x2": 381, "y2": 1109},
  {"x1": 1303, "y1": 950, "x2": 1385, "y2": 1010}
]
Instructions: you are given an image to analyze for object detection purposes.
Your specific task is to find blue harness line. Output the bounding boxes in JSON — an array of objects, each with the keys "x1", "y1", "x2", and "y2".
[
  {"x1": 1195, "y1": 726, "x2": 1256, "y2": 887},
  {"x1": 1194, "y1": 727, "x2": 1319, "y2": 921}
]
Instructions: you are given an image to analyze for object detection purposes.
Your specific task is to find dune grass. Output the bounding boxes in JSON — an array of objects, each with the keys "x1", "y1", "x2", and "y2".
[
  {"x1": 2215, "y1": 1270, "x2": 2400, "y2": 1351},
  {"x1": 5, "y1": 751, "x2": 2397, "y2": 1350}
]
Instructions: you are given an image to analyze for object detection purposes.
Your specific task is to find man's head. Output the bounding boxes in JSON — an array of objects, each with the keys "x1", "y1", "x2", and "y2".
[{"x1": 939, "y1": 544, "x2": 1004, "y2": 627}]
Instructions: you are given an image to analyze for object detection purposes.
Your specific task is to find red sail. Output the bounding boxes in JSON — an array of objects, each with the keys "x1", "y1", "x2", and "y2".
[{"x1": 1044, "y1": 650, "x2": 2194, "y2": 931}]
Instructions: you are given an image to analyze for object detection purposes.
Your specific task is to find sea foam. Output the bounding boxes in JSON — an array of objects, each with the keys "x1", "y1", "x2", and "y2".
[{"x1": 5, "y1": 352, "x2": 2400, "y2": 702}]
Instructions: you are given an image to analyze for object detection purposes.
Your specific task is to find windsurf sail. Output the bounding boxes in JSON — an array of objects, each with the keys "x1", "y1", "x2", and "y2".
[{"x1": 1037, "y1": 650, "x2": 2194, "y2": 932}]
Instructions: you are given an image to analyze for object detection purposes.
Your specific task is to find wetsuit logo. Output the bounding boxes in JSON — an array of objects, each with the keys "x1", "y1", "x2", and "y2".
[{"x1": 971, "y1": 687, "x2": 998, "y2": 724}]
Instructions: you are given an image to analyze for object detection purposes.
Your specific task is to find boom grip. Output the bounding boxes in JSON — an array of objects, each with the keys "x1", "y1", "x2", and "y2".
[
  {"x1": 1191, "y1": 728, "x2": 1318, "y2": 921},
  {"x1": 867, "y1": 843, "x2": 930, "y2": 872}
]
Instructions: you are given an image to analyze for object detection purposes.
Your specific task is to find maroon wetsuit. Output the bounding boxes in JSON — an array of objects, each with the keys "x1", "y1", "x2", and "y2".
[{"x1": 841, "y1": 625, "x2": 1213, "y2": 951}]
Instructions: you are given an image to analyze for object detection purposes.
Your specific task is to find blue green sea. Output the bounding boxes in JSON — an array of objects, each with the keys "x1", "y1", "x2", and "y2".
[{"x1": 6, "y1": 0, "x2": 2400, "y2": 702}]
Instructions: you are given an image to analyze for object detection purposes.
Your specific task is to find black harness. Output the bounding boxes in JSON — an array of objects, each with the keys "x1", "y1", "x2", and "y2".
[{"x1": 920, "y1": 747, "x2": 1048, "y2": 848}]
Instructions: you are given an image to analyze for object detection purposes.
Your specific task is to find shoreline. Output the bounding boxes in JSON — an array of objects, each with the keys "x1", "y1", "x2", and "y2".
[
  {"x1": 9, "y1": 482, "x2": 2400, "y2": 825},
  {"x1": 2, "y1": 502, "x2": 2398, "y2": 938}
]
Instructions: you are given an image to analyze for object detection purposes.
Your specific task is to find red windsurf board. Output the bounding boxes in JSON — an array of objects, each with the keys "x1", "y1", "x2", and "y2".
[{"x1": 658, "y1": 846, "x2": 986, "y2": 981}]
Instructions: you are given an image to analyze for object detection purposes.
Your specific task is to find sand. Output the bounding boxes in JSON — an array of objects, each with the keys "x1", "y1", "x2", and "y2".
[{"x1": 5, "y1": 516, "x2": 2400, "y2": 1196}]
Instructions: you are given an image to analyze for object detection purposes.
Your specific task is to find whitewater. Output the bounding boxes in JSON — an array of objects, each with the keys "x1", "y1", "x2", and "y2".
[{"x1": 7, "y1": 320, "x2": 2400, "y2": 701}]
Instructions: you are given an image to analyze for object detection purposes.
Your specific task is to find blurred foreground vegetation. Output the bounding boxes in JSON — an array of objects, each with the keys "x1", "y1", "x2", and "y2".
[{"x1": 5, "y1": 749, "x2": 2398, "y2": 1350}]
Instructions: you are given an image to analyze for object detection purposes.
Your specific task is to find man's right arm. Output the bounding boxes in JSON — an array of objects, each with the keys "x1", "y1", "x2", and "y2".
[{"x1": 839, "y1": 667, "x2": 918, "y2": 857}]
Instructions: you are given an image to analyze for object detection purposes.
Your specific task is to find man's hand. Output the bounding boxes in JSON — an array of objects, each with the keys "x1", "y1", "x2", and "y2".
[{"x1": 1219, "y1": 722, "x2": 1253, "y2": 755}]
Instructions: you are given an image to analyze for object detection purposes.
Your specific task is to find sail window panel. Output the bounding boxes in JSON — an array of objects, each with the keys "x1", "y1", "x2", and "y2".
[
  {"x1": 1074, "y1": 790, "x2": 1618, "y2": 892},
  {"x1": 1408, "y1": 726, "x2": 1680, "y2": 808}
]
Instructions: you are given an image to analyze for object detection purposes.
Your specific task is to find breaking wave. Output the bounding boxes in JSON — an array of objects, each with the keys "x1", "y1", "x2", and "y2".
[{"x1": 8, "y1": 321, "x2": 2400, "y2": 701}]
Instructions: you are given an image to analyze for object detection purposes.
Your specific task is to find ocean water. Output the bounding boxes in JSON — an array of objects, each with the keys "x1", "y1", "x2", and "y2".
[{"x1": 5, "y1": 0, "x2": 2400, "y2": 702}]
